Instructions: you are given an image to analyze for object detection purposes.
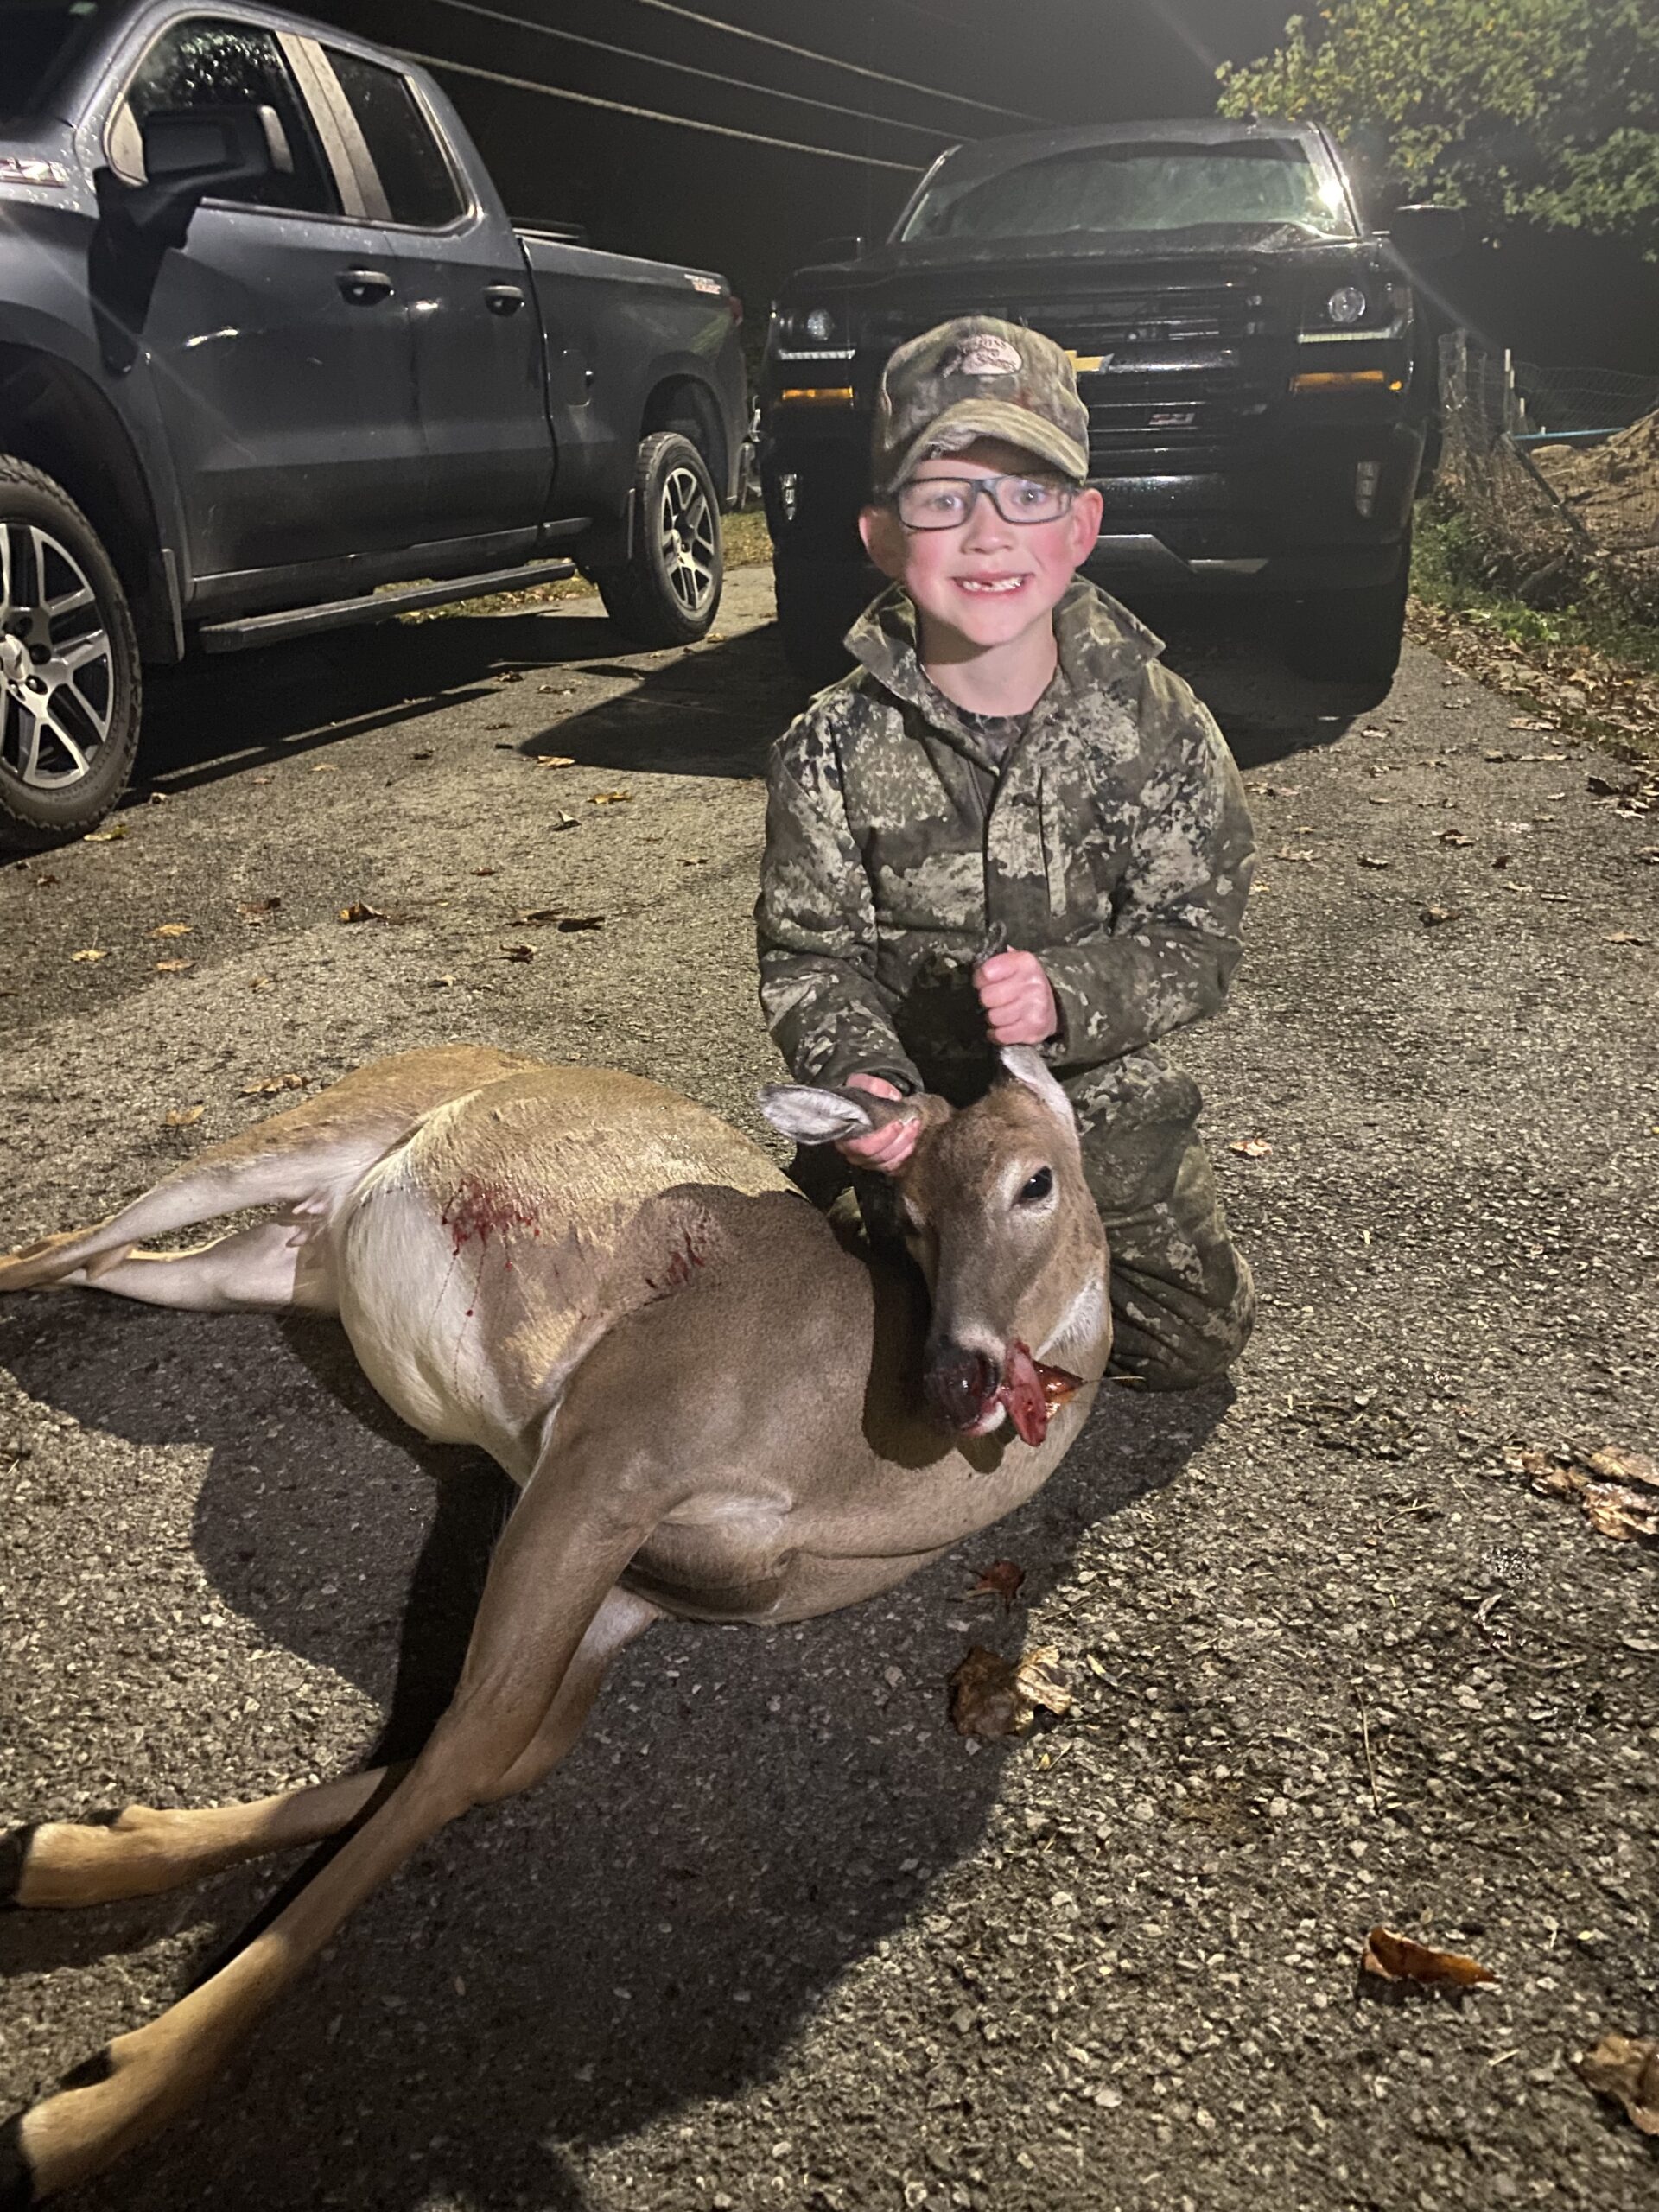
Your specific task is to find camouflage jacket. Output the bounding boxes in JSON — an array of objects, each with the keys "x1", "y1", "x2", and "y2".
[{"x1": 756, "y1": 579, "x2": 1254, "y2": 1108}]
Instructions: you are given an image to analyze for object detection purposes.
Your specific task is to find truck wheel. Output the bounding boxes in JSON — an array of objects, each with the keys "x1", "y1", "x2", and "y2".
[
  {"x1": 0, "y1": 457, "x2": 141, "y2": 850},
  {"x1": 1287, "y1": 534, "x2": 1411, "y2": 693},
  {"x1": 594, "y1": 432, "x2": 723, "y2": 647}
]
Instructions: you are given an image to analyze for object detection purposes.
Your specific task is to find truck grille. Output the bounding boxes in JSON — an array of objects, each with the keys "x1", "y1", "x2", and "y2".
[{"x1": 864, "y1": 283, "x2": 1269, "y2": 462}]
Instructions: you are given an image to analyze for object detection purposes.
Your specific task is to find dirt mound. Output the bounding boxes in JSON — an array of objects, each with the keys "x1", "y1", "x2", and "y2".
[{"x1": 1530, "y1": 406, "x2": 1659, "y2": 550}]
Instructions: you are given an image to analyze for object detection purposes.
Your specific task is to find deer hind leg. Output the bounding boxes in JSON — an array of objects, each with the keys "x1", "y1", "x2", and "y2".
[
  {"x1": 0, "y1": 1447, "x2": 664, "y2": 2205},
  {"x1": 1, "y1": 1588, "x2": 658, "y2": 1911},
  {"x1": 0, "y1": 1045, "x2": 541, "y2": 1302}
]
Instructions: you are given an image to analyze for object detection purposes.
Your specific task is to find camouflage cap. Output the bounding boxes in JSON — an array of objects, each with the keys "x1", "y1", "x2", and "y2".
[{"x1": 871, "y1": 315, "x2": 1090, "y2": 496}]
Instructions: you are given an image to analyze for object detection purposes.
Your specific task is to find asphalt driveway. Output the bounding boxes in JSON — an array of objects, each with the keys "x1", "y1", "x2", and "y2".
[{"x1": 1, "y1": 566, "x2": 1655, "y2": 2212}]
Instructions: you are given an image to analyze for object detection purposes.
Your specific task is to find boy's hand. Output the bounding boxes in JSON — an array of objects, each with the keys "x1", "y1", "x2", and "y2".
[
  {"x1": 836, "y1": 1072, "x2": 919, "y2": 1174},
  {"x1": 975, "y1": 950, "x2": 1058, "y2": 1047}
]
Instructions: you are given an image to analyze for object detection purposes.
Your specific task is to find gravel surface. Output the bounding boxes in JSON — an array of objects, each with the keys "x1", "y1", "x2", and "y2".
[{"x1": 1, "y1": 568, "x2": 1655, "y2": 2212}]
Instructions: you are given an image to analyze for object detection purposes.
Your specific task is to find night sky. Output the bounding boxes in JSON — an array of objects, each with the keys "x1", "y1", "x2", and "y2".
[{"x1": 314, "y1": 1, "x2": 1650, "y2": 366}]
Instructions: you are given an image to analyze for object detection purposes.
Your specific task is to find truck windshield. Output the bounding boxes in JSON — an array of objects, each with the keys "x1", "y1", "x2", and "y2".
[
  {"x1": 900, "y1": 138, "x2": 1356, "y2": 245},
  {"x1": 1, "y1": 0, "x2": 114, "y2": 119}
]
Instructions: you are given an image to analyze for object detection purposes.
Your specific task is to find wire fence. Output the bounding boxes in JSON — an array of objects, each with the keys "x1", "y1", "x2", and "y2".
[{"x1": 1433, "y1": 331, "x2": 1659, "y2": 625}]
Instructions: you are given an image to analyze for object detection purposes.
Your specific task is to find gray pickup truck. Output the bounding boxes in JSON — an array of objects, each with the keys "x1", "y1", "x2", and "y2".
[{"x1": 0, "y1": 0, "x2": 748, "y2": 845}]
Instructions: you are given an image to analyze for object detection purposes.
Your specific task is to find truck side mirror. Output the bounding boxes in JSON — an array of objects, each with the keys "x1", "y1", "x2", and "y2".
[
  {"x1": 1384, "y1": 204, "x2": 1464, "y2": 266},
  {"x1": 124, "y1": 104, "x2": 276, "y2": 245}
]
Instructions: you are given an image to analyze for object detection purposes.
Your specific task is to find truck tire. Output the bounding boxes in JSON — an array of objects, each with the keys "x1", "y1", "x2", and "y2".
[
  {"x1": 594, "y1": 431, "x2": 723, "y2": 647},
  {"x1": 1287, "y1": 533, "x2": 1411, "y2": 692},
  {"x1": 0, "y1": 456, "x2": 142, "y2": 850}
]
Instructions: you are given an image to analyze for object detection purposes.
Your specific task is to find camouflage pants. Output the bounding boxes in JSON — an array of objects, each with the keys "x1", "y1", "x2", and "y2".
[{"x1": 790, "y1": 1050, "x2": 1253, "y2": 1394}]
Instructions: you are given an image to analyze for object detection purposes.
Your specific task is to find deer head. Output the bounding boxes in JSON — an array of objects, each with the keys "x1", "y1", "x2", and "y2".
[{"x1": 760, "y1": 1048, "x2": 1109, "y2": 1447}]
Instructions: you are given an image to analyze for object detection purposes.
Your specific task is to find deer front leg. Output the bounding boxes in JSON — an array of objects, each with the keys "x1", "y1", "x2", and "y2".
[
  {"x1": 1, "y1": 1588, "x2": 658, "y2": 1910},
  {"x1": 1, "y1": 1449, "x2": 665, "y2": 2205}
]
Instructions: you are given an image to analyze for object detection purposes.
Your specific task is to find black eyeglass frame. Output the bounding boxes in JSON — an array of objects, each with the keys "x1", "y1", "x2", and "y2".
[{"x1": 885, "y1": 472, "x2": 1084, "y2": 531}]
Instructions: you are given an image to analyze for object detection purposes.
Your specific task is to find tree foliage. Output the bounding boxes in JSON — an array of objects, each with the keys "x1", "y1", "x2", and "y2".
[{"x1": 1215, "y1": 2, "x2": 1659, "y2": 253}]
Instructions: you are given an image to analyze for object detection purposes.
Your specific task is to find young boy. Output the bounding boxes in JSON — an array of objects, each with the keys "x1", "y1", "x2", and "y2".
[{"x1": 755, "y1": 317, "x2": 1255, "y2": 1390}]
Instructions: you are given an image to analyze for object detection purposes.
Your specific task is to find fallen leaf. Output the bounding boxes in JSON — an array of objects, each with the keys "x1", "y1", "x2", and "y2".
[
  {"x1": 240, "y1": 1073, "x2": 310, "y2": 1096},
  {"x1": 83, "y1": 825, "x2": 127, "y2": 842},
  {"x1": 590, "y1": 791, "x2": 632, "y2": 805},
  {"x1": 473, "y1": 865, "x2": 499, "y2": 877},
  {"x1": 251, "y1": 772, "x2": 275, "y2": 785},
  {"x1": 310, "y1": 761, "x2": 338, "y2": 774},
  {"x1": 30, "y1": 872, "x2": 59, "y2": 887},
  {"x1": 1229, "y1": 1137, "x2": 1274, "y2": 1159},
  {"x1": 1421, "y1": 906, "x2": 1463, "y2": 926},
  {"x1": 249, "y1": 976, "x2": 274, "y2": 992},
  {"x1": 948, "y1": 1644, "x2": 1071, "y2": 1738},
  {"x1": 1357, "y1": 855, "x2": 1390, "y2": 869},
  {"x1": 500, "y1": 942, "x2": 536, "y2": 963},
  {"x1": 1582, "y1": 1446, "x2": 1659, "y2": 1492},
  {"x1": 1361, "y1": 1926, "x2": 1497, "y2": 1990},
  {"x1": 1605, "y1": 931, "x2": 1650, "y2": 946},
  {"x1": 969, "y1": 1560, "x2": 1027, "y2": 1614},
  {"x1": 70, "y1": 948, "x2": 106, "y2": 963},
  {"x1": 552, "y1": 810, "x2": 579, "y2": 831},
  {"x1": 1436, "y1": 830, "x2": 1472, "y2": 846},
  {"x1": 556, "y1": 914, "x2": 605, "y2": 932},
  {"x1": 149, "y1": 922, "x2": 192, "y2": 939},
  {"x1": 1582, "y1": 1487, "x2": 1659, "y2": 1543},
  {"x1": 162, "y1": 1104, "x2": 205, "y2": 1128},
  {"x1": 534, "y1": 754, "x2": 576, "y2": 769},
  {"x1": 154, "y1": 957, "x2": 194, "y2": 974},
  {"x1": 1275, "y1": 847, "x2": 1317, "y2": 862},
  {"x1": 1579, "y1": 2035, "x2": 1659, "y2": 2136},
  {"x1": 235, "y1": 898, "x2": 281, "y2": 923},
  {"x1": 410, "y1": 749, "x2": 434, "y2": 760},
  {"x1": 338, "y1": 902, "x2": 385, "y2": 925}
]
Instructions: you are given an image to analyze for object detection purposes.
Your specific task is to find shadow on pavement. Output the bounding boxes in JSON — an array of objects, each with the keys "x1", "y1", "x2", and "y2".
[
  {"x1": 0, "y1": 1287, "x2": 1228, "y2": 2209},
  {"x1": 134, "y1": 594, "x2": 802, "y2": 801},
  {"x1": 1139, "y1": 598, "x2": 1389, "y2": 772}
]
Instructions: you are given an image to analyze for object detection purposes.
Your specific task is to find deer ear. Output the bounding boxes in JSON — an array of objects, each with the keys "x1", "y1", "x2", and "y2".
[
  {"x1": 757, "y1": 1083, "x2": 917, "y2": 1146},
  {"x1": 996, "y1": 1046, "x2": 1077, "y2": 1135}
]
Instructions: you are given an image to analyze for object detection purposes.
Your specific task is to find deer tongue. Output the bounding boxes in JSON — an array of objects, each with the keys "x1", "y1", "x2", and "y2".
[{"x1": 995, "y1": 1341, "x2": 1084, "y2": 1448}]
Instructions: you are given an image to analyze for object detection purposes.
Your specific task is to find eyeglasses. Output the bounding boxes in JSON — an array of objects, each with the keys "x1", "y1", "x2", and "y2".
[{"x1": 890, "y1": 474, "x2": 1080, "y2": 531}]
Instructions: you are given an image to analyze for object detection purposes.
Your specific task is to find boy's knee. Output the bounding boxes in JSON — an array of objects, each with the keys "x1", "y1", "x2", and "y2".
[{"x1": 1108, "y1": 1246, "x2": 1255, "y2": 1391}]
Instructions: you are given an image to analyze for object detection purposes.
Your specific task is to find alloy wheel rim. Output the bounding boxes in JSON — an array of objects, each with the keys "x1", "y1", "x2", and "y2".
[
  {"x1": 0, "y1": 521, "x2": 115, "y2": 790},
  {"x1": 658, "y1": 466, "x2": 717, "y2": 618}
]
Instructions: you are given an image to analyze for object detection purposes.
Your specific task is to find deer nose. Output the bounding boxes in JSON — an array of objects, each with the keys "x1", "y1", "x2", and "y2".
[{"x1": 923, "y1": 1342, "x2": 1000, "y2": 1430}]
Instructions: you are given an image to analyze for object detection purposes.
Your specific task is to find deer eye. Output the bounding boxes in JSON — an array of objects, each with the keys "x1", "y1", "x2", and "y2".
[{"x1": 1017, "y1": 1166, "x2": 1054, "y2": 1206}]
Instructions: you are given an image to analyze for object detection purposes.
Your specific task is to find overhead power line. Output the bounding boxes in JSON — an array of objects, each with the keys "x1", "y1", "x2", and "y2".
[
  {"x1": 620, "y1": 0, "x2": 1048, "y2": 124},
  {"x1": 426, "y1": 0, "x2": 957, "y2": 140},
  {"x1": 394, "y1": 48, "x2": 928, "y2": 170}
]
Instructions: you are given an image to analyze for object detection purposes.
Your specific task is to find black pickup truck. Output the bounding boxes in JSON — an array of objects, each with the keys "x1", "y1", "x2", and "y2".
[
  {"x1": 760, "y1": 118, "x2": 1459, "y2": 691},
  {"x1": 0, "y1": 0, "x2": 748, "y2": 845}
]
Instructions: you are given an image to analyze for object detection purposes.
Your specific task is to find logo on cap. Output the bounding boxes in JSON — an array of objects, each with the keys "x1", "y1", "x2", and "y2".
[{"x1": 940, "y1": 334, "x2": 1022, "y2": 379}]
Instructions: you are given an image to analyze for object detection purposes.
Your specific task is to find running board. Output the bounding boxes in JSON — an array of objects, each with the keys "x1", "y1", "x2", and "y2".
[{"x1": 196, "y1": 558, "x2": 581, "y2": 653}]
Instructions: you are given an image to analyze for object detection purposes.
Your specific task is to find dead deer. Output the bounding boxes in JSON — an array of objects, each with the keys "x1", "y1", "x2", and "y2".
[{"x1": 0, "y1": 1043, "x2": 1109, "y2": 2204}]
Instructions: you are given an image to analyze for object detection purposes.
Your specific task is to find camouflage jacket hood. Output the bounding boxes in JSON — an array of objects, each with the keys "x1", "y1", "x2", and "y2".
[{"x1": 756, "y1": 578, "x2": 1254, "y2": 1106}]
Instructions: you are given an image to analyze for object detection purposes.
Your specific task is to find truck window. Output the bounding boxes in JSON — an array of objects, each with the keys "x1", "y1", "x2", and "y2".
[
  {"x1": 325, "y1": 48, "x2": 465, "y2": 230},
  {"x1": 901, "y1": 139, "x2": 1355, "y2": 245},
  {"x1": 117, "y1": 16, "x2": 339, "y2": 216}
]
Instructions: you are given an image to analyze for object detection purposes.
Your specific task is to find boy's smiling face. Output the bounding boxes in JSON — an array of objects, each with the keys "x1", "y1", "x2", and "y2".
[{"x1": 859, "y1": 438, "x2": 1104, "y2": 658}]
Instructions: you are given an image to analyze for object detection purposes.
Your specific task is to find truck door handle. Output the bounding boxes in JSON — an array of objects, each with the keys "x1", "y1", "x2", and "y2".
[
  {"x1": 484, "y1": 283, "x2": 526, "y2": 315},
  {"x1": 337, "y1": 268, "x2": 393, "y2": 306}
]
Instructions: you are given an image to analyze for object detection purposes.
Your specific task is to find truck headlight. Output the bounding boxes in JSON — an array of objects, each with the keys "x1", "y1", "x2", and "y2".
[
  {"x1": 772, "y1": 305, "x2": 854, "y2": 359},
  {"x1": 1325, "y1": 284, "x2": 1368, "y2": 326}
]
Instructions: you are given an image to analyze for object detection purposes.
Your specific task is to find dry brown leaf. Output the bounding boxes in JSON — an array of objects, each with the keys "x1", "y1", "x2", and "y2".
[
  {"x1": 1361, "y1": 1926, "x2": 1497, "y2": 1990},
  {"x1": 552, "y1": 810, "x2": 578, "y2": 831},
  {"x1": 154, "y1": 957, "x2": 194, "y2": 974},
  {"x1": 1579, "y1": 2034, "x2": 1659, "y2": 2136},
  {"x1": 969, "y1": 1560, "x2": 1027, "y2": 1614},
  {"x1": 1357, "y1": 854, "x2": 1390, "y2": 870},
  {"x1": 556, "y1": 914, "x2": 605, "y2": 932},
  {"x1": 251, "y1": 772, "x2": 275, "y2": 785},
  {"x1": 1275, "y1": 847, "x2": 1317, "y2": 862},
  {"x1": 500, "y1": 942, "x2": 536, "y2": 963},
  {"x1": 534, "y1": 754, "x2": 577, "y2": 769},
  {"x1": 70, "y1": 948, "x2": 106, "y2": 963},
  {"x1": 235, "y1": 898, "x2": 280, "y2": 923},
  {"x1": 338, "y1": 902, "x2": 385, "y2": 925},
  {"x1": 947, "y1": 1648, "x2": 1027, "y2": 1738},
  {"x1": 473, "y1": 865, "x2": 499, "y2": 876},
  {"x1": 1421, "y1": 906, "x2": 1463, "y2": 926},
  {"x1": 149, "y1": 921, "x2": 191, "y2": 938},
  {"x1": 310, "y1": 761, "x2": 339, "y2": 774},
  {"x1": 162, "y1": 1104, "x2": 205, "y2": 1128},
  {"x1": 240, "y1": 1073, "x2": 310, "y2": 1096},
  {"x1": 1582, "y1": 1485, "x2": 1659, "y2": 1544},
  {"x1": 1583, "y1": 1446, "x2": 1659, "y2": 1492},
  {"x1": 1436, "y1": 830, "x2": 1473, "y2": 846},
  {"x1": 1014, "y1": 1646, "x2": 1072, "y2": 1719},
  {"x1": 590, "y1": 790, "x2": 632, "y2": 805},
  {"x1": 1605, "y1": 931, "x2": 1651, "y2": 946},
  {"x1": 1229, "y1": 1137, "x2": 1274, "y2": 1159},
  {"x1": 83, "y1": 826, "x2": 127, "y2": 842}
]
